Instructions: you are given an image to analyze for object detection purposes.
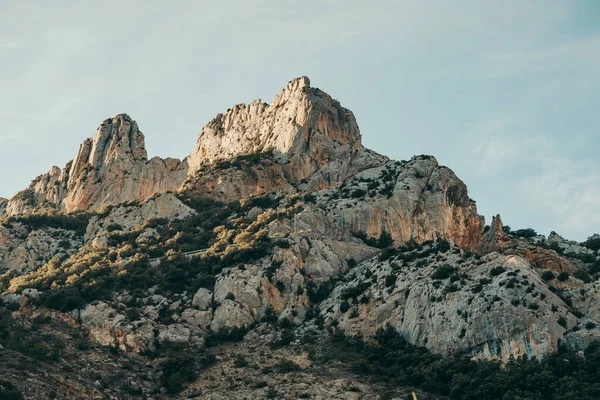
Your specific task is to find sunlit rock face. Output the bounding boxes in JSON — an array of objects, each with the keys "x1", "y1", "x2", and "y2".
[
  {"x1": 6, "y1": 114, "x2": 188, "y2": 215},
  {"x1": 187, "y1": 76, "x2": 364, "y2": 182},
  {"x1": 322, "y1": 156, "x2": 484, "y2": 250},
  {"x1": 6, "y1": 77, "x2": 484, "y2": 251}
]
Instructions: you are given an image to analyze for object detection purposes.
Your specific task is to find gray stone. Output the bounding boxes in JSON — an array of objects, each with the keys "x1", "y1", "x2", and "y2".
[{"x1": 192, "y1": 288, "x2": 213, "y2": 311}]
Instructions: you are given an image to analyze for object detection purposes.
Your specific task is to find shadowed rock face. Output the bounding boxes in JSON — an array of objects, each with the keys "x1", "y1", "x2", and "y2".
[
  {"x1": 322, "y1": 249, "x2": 576, "y2": 362},
  {"x1": 4, "y1": 77, "x2": 484, "y2": 249},
  {"x1": 0, "y1": 198, "x2": 6, "y2": 217}
]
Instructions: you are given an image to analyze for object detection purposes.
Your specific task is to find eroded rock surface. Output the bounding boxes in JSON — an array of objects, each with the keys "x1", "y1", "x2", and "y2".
[
  {"x1": 6, "y1": 114, "x2": 188, "y2": 215},
  {"x1": 322, "y1": 243, "x2": 577, "y2": 362},
  {"x1": 0, "y1": 222, "x2": 81, "y2": 275}
]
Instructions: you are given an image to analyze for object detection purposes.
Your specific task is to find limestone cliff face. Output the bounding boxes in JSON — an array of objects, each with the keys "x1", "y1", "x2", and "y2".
[
  {"x1": 6, "y1": 114, "x2": 188, "y2": 215},
  {"x1": 187, "y1": 76, "x2": 364, "y2": 184},
  {"x1": 321, "y1": 156, "x2": 484, "y2": 249},
  {"x1": 210, "y1": 207, "x2": 377, "y2": 332},
  {"x1": 322, "y1": 245, "x2": 577, "y2": 362},
  {"x1": 181, "y1": 157, "x2": 296, "y2": 203},
  {"x1": 83, "y1": 192, "x2": 196, "y2": 243}
]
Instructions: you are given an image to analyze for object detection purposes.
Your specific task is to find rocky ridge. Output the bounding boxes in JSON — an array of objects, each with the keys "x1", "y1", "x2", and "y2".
[{"x1": 6, "y1": 77, "x2": 481, "y2": 249}]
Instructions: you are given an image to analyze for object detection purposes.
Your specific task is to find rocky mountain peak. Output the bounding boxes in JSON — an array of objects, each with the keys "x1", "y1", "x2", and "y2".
[
  {"x1": 186, "y1": 76, "x2": 363, "y2": 173},
  {"x1": 5, "y1": 114, "x2": 186, "y2": 215},
  {"x1": 5, "y1": 78, "x2": 481, "y2": 252},
  {"x1": 69, "y1": 113, "x2": 147, "y2": 183},
  {"x1": 271, "y1": 75, "x2": 311, "y2": 106}
]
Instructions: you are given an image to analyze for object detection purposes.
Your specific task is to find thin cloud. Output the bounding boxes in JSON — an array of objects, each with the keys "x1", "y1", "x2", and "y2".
[{"x1": 471, "y1": 120, "x2": 600, "y2": 239}]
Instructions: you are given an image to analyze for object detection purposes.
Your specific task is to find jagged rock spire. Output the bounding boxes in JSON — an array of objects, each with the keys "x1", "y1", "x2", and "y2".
[
  {"x1": 6, "y1": 114, "x2": 186, "y2": 214},
  {"x1": 186, "y1": 76, "x2": 364, "y2": 181},
  {"x1": 69, "y1": 114, "x2": 147, "y2": 186},
  {"x1": 482, "y1": 214, "x2": 509, "y2": 251}
]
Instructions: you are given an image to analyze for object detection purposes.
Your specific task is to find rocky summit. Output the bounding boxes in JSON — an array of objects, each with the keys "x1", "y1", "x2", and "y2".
[{"x1": 1, "y1": 78, "x2": 599, "y2": 399}]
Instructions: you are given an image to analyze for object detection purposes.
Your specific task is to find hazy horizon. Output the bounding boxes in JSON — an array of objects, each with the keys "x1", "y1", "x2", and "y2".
[{"x1": 1, "y1": 1, "x2": 599, "y2": 242}]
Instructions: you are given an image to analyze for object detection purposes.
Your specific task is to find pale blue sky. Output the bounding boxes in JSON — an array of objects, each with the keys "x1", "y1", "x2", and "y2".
[{"x1": 1, "y1": 1, "x2": 598, "y2": 241}]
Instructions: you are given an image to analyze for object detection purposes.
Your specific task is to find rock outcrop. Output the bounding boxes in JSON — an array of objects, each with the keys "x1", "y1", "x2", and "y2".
[
  {"x1": 322, "y1": 243, "x2": 577, "y2": 362},
  {"x1": 83, "y1": 192, "x2": 196, "y2": 242},
  {"x1": 6, "y1": 114, "x2": 188, "y2": 215},
  {"x1": 548, "y1": 231, "x2": 595, "y2": 257},
  {"x1": 323, "y1": 157, "x2": 484, "y2": 249},
  {"x1": 481, "y1": 214, "x2": 510, "y2": 253},
  {"x1": 187, "y1": 76, "x2": 363, "y2": 183},
  {"x1": 0, "y1": 222, "x2": 81, "y2": 275}
]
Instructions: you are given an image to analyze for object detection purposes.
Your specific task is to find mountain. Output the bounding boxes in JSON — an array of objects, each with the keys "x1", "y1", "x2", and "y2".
[{"x1": 1, "y1": 78, "x2": 599, "y2": 399}]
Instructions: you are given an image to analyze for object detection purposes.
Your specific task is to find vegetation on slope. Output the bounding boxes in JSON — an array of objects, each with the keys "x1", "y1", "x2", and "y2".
[{"x1": 324, "y1": 325, "x2": 600, "y2": 400}]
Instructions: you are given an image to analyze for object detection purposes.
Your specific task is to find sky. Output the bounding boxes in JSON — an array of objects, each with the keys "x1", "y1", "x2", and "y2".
[{"x1": 0, "y1": 1, "x2": 599, "y2": 241}]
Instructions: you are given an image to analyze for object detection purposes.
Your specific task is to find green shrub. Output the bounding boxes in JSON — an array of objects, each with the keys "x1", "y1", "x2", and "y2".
[
  {"x1": 586, "y1": 322, "x2": 596, "y2": 330},
  {"x1": 573, "y1": 269, "x2": 592, "y2": 283},
  {"x1": 352, "y1": 230, "x2": 393, "y2": 249},
  {"x1": 307, "y1": 279, "x2": 335, "y2": 303},
  {"x1": 271, "y1": 328, "x2": 295, "y2": 350},
  {"x1": 205, "y1": 325, "x2": 253, "y2": 347},
  {"x1": 385, "y1": 274, "x2": 397, "y2": 287},
  {"x1": 340, "y1": 301, "x2": 351, "y2": 313},
  {"x1": 550, "y1": 242, "x2": 564, "y2": 254},
  {"x1": 558, "y1": 316, "x2": 567, "y2": 328},
  {"x1": 489, "y1": 266, "x2": 506, "y2": 277},
  {"x1": 379, "y1": 247, "x2": 399, "y2": 261},
  {"x1": 582, "y1": 234, "x2": 600, "y2": 251},
  {"x1": 234, "y1": 354, "x2": 249, "y2": 368},
  {"x1": 436, "y1": 239, "x2": 451, "y2": 253},
  {"x1": 352, "y1": 189, "x2": 367, "y2": 198},
  {"x1": 432, "y1": 265, "x2": 455, "y2": 280},
  {"x1": 341, "y1": 281, "x2": 370, "y2": 300},
  {"x1": 0, "y1": 380, "x2": 23, "y2": 400},
  {"x1": 161, "y1": 354, "x2": 216, "y2": 394},
  {"x1": 557, "y1": 272, "x2": 569, "y2": 282},
  {"x1": 542, "y1": 271, "x2": 555, "y2": 281},
  {"x1": 7, "y1": 212, "x2": 91, "y2": 236},
  {"x1": 510, "y1": 228, "x2": 538, "y2": 238},
  {"x1": 275, "y1": 359, "x2": 300, "y2": 373},
  {"x1": 275, "y1": 281, "x2": 286, "y2": 293}
]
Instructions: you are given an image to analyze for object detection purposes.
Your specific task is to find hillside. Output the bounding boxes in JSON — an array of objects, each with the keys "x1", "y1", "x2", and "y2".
[{"x1": 1, "y1": 77, "x2": 600, "y2": 399}]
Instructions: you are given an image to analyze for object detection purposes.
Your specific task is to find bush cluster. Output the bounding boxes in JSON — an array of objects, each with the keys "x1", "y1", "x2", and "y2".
[{"x1": 324, "y1": 325, "x2": 600, "y2": 399}]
